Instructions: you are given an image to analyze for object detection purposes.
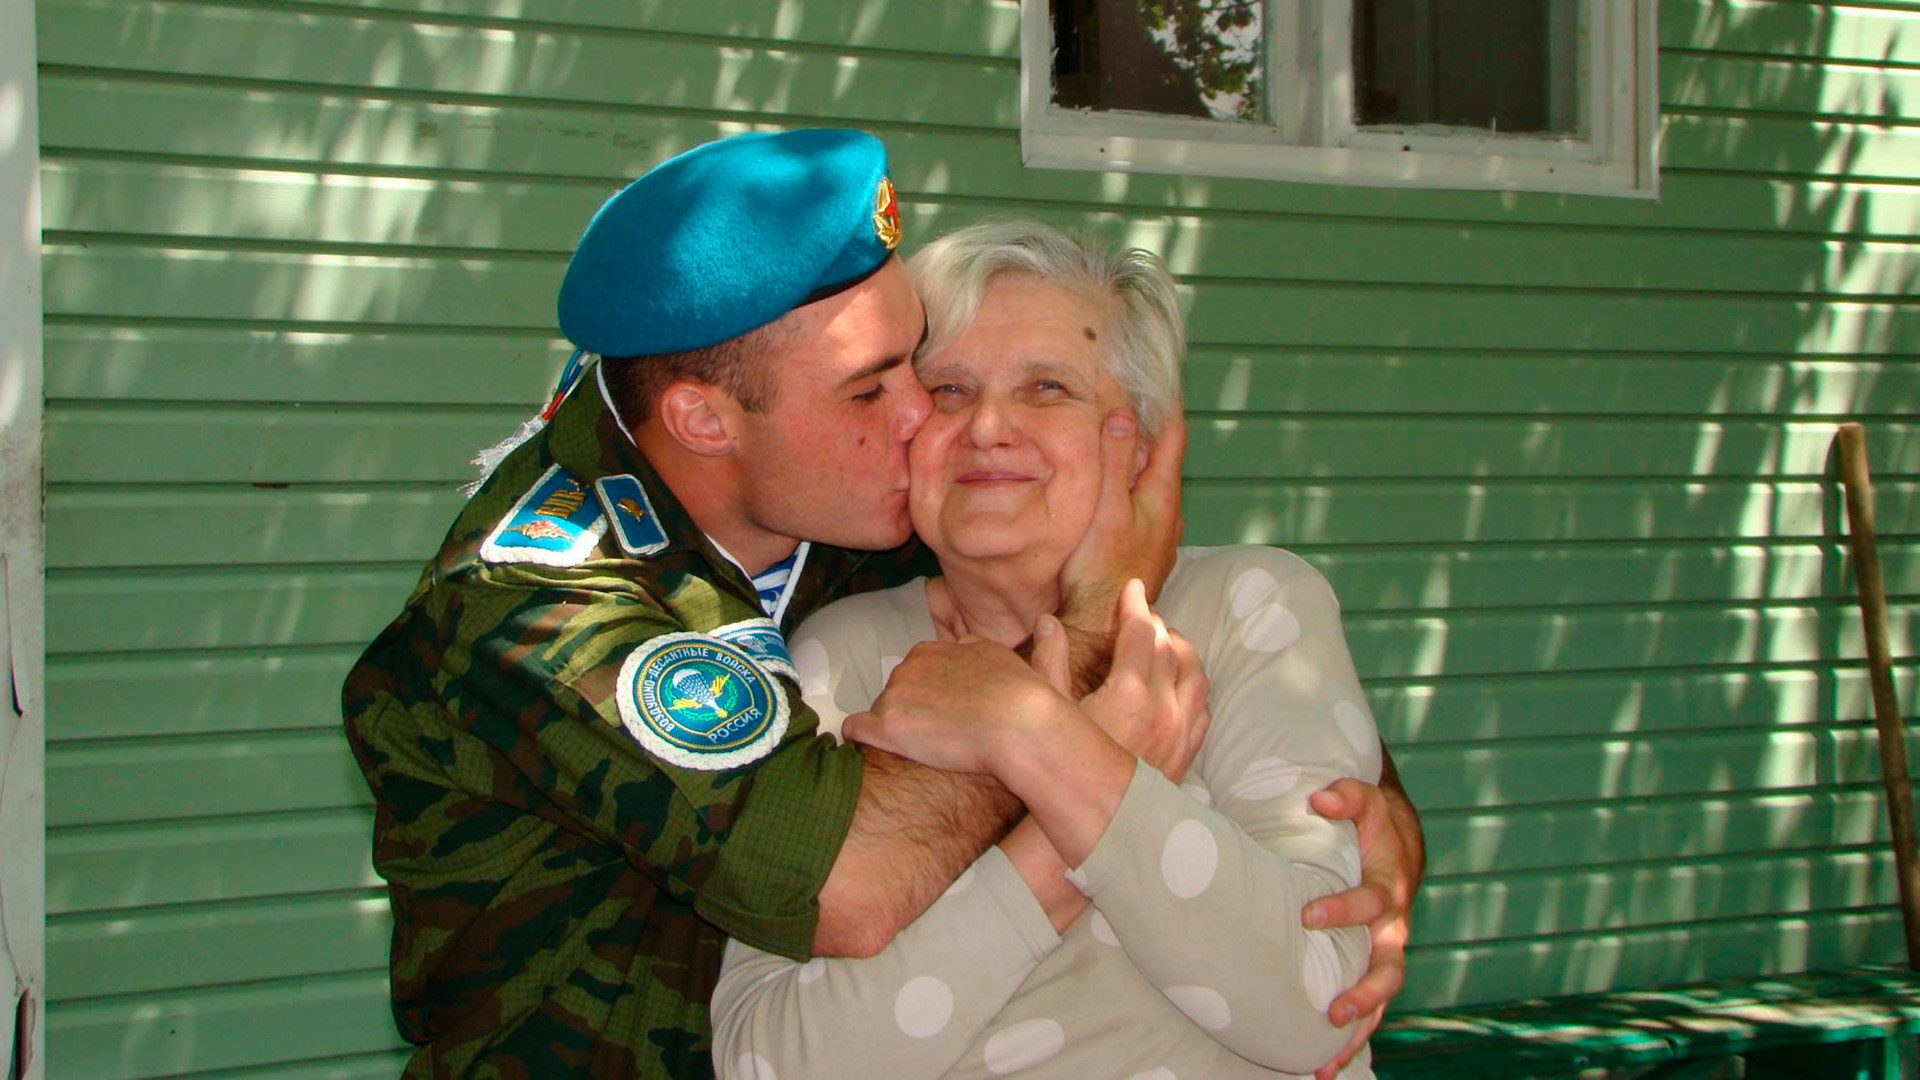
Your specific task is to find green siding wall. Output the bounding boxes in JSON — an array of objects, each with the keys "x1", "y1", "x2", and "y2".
[{"x1": 34, "y1": 0, "x2": 1920, "y2": 1075}]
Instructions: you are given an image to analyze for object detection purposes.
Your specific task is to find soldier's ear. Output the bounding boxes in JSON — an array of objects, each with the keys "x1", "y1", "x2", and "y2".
[{"x1": 655, "y1": 378, "x2": 738, "y2": 458}]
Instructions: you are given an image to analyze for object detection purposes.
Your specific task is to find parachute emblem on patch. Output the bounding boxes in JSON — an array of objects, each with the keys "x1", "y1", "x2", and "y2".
[{"x1": 617, "y1": 633, "x2": 788, "y2": 771}]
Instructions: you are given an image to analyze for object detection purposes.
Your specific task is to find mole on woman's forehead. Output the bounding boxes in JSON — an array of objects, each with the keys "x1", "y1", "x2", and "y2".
[{"x1": 1082, "y1": 326, "x2": 1098, "y2": 341}]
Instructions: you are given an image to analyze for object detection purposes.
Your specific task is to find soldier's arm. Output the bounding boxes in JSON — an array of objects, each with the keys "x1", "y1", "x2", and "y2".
[
  {"x1": 812, "y1": 747, "x2": 1020, "y2": 957},
  {"x1": 1300, "y1": 748, "x2": 1426, "y2": 1079},
  {"x1": 447, "y1": 577, "x2": 873, "y2": 963}
]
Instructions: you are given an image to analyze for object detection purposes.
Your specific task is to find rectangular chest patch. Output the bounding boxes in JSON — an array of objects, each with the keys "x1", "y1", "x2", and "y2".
[
  {"x1": 595, "y1": 473, "x2": 670, "y2": 557},
  {"x1": 480, "y1": 464, "x2": 606, "y2": 566}
]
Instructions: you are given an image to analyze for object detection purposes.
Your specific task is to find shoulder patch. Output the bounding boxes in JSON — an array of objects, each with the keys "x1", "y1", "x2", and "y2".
[
  {"x1": 712, "y1": 618, "x2": 797, "y2": 681},
  {"x1": 595, "y1": 474, "x2": 670, "y2": 557},
  {"x1": 480, "y1": 464, "x2": 606, "y2": 566},
  {"x1": 617, "y1": 633, "x2": 790, "y2": 771}
]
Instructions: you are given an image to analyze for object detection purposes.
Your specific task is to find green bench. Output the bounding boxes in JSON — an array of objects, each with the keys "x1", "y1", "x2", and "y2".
[{"x1": 1373, "y1": 965, "x2": 1920, "y2": 1079}]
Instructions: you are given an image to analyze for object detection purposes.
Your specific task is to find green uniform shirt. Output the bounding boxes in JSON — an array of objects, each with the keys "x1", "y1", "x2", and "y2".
[{"x1": 343, "y1": 381, "x2": 935, "y2": 1079}]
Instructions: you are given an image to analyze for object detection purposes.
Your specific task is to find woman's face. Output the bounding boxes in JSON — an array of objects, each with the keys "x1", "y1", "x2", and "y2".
[{"x1": 908, "y1": 272, "x2": 1132, "y2": 570}]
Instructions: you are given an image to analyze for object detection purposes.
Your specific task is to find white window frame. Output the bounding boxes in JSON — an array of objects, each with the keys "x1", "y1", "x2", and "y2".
[{"x1": 1021, "y1": 0, "x2": 1659, "y2": 199}]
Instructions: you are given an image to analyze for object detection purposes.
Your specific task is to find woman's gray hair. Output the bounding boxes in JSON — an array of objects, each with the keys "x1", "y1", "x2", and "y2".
[{"x1": 907, "y1": 220, "x2": 1185, "y2": 437}]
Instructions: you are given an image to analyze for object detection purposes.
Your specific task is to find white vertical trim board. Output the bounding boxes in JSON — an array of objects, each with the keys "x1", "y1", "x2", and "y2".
[{"x1": 0, "y1": 0, "x2": 45, "y2": 1075}]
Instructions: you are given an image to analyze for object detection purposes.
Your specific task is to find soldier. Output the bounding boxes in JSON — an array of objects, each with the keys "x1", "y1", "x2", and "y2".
[{"x1": 344, "y1": 129, "x2": 1420, "y2": 1079}]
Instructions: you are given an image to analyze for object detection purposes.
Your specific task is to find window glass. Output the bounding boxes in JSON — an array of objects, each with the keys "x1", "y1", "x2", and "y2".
[
  {"x1": 1354, "y1": 0, "x2": 1580, "y2": 135},
  {"x1": 1051, "y1": 0, "x2": 1269, "y2": 123}
]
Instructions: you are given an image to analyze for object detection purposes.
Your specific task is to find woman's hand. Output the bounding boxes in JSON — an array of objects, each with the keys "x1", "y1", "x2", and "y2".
[
  {"x1": 1071, "y1": 580, "x2": 1211, "y2": 783},
  {"x1": 840, "y1": 635, "x2": 1071, "y2": 777}
]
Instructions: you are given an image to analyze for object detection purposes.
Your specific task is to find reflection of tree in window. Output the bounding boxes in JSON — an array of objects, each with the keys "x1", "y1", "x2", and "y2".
[
  {"x1": 1356, "y1": 0, "x2": 1579, "y2": 135},
  {"x1": 1051, "y1": 0, "x2": 1266, "y2": 123}
]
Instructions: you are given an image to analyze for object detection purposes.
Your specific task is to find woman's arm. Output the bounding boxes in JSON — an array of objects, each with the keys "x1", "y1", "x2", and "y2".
[
  {"x1": 712, "y1": 845, "x2": 1062, "y2": 1080},
  {"x1": 710, "y1": 592, "x2": 1066, "y2": 1079},
  {"x1": 1063, "y1": 548, "x2": 1379, "y2": 1075}
]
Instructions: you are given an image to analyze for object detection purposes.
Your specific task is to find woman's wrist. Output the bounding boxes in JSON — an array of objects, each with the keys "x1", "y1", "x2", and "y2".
[
  {"x1": 993, "y1": 701, "x2": 1136, "y2": 868},
  {"x1": 997, "y1": 818, "x2": 1088, "y2": 934}
]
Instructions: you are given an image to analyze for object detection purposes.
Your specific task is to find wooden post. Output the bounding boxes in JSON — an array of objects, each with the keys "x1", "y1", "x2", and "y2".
[{"x1": 1836, "y1": 422, "x2": 1920, "y2": 970}]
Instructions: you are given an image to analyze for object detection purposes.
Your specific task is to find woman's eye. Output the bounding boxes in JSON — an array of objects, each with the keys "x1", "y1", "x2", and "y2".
[{"x1": 852, "y1": 385, "x2": 884, "y2": 403}]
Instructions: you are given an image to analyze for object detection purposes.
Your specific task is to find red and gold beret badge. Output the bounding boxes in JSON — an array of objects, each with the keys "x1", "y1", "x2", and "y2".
[{"x1": 873, "y1": 176, "x2": 902, "y2": 251}]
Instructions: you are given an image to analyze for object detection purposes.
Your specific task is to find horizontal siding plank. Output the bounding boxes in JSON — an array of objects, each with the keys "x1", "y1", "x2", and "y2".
[
  {"x1": 1398, "y1": 727, "x2": 1918, "y2": 813},
  {"x1": 46, "y1": 970, "x2": 407, "y2": 1079},
  {"x1": 46, "y1": 723, "x2": 1917, "y2": 826},
  {"x1": 1418, "y1": 849, "x2": 1899, "y2": 947},
  {"x1": 1375, "y1": 665, "x2": 1915, "y2": 744},
  {"x1": 46, "y1": 480, "x2": 1919, "y2": 570},
  {"x1": 47, "y1": 730, "x2": 371, "y2": 827},
  {"x1": 1183, "y1": 350, "x2": 1920, "y2": 419},
  {"x1": 1184, "y1": 479, "x2": 1917, "y2": 547},
  {"x1": 49, "y1": 892, "x2": 392, "y2": 1001},
  {"x1": 46, "y1": 403, "x2": 520, "y2": 485},
  {"x1": 45, "y1": 543, "x2": 1920, "y2": 654},
  {"x1": 46, "y1": 407, "x2": 1920, "y2": 483},
  {"x1": 206, "y1": 0, "x2": 1022, "y2": 60},
  {"x1": 44, "y1": 326, "x2": 568, "y2": 407},
  {"x1": 1661, "y1": 0, "x2": 1920, "y2": 65},
  {"x1": 48, "y1": 808, "x2": 379, "y2": 915},
  {"x1": 43, "y1": 160, "x2": 1920, "y2": 298},
  {"x1": 39, "y1": 0, "x2": 1014, "y2": 128},
  {"x1": 1401, "y1": 909, "x2": 1908, "y2": 1010},
  {"x1": 1184, "y1": 280, "x2": 1920, "y2": 357},
  {"x1": 47, "y1": 485, "x2": 467, "y2": 568},
  {"x1": 47, "y1": 565, "x2": 416, "y2": 654},
  {"x1": 1663, "y1": 112, "x2": 1920, "y2": 182},
  {"x1": 48, "y1": 648, "x2": 362, "y2": 740},
  {"x1": 1343, "y1": 604, "x2": 1916, "y2": 680},
  {"x1": 1425, "y1": 788, "x2": 1896, "y2": 876},
  {"x1": 39, "y1": 242, "x2": 565, "y2": 329},
  {"x1": 1663, "y1": 51, "x2": 1920, "y2": 121},
  {"x1": 42, "y1": 242, "x2": 1920, "y2": 355},
  {"x1": 39, "y1": 75, "x2": 1920, "y2": 236},
  {"x1": 44, "y1": 323, "x2": 1920, "y2": 419}
]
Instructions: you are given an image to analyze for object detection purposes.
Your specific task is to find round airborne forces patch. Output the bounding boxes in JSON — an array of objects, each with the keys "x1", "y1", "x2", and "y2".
[{"x1": 617, "y1": 633, "x2": 789, "y2": 771}]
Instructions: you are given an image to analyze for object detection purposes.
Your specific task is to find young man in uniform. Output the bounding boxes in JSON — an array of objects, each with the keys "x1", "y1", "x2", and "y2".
[{"x1": 344, "y1": 129, "x2": 1420, "y2": 1079}]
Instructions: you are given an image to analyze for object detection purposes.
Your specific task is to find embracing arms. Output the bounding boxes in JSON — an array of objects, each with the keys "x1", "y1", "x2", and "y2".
[{"x1": 807, "y1": 408, "x2": 1190, "y2": 956}]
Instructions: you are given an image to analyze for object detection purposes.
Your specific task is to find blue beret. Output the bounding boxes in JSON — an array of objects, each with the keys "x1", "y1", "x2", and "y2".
[{"x1": 558, "y1": 129, "x2": 904, "y2": 357}]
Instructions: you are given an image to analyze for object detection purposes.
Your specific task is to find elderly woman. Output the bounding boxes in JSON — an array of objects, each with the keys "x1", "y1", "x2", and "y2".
[{"x1": 712, "y1": 221, "x2": 1382, "y2": 1079}]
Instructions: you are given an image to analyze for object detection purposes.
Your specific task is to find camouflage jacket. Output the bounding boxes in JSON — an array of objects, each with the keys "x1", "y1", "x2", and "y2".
[{"x1": 342, "y1": 378, "x2": 935, "y2": 1079}]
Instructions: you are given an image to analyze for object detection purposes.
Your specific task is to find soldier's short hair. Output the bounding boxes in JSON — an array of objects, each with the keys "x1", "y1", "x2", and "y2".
[{"x1": 600, "y1": 316, "x2": 794, "y2": 420}]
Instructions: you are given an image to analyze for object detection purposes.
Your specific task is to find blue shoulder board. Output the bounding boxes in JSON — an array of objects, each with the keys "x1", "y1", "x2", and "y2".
[
  {"x1": 712, "y1": 618, "x2": 797, "y2": 681},
  {"x1": 480, "y1": 464, "x2": 606, "y2": 565},
  {"x1": 595, "y1": 474, "x2": 670, "y2": 557}
]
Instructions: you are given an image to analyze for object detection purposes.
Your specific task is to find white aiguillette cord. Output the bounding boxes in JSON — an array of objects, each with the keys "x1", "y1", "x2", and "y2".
[{"x1": 464, "y1": 348, "x2": 595, "y2": 497}]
